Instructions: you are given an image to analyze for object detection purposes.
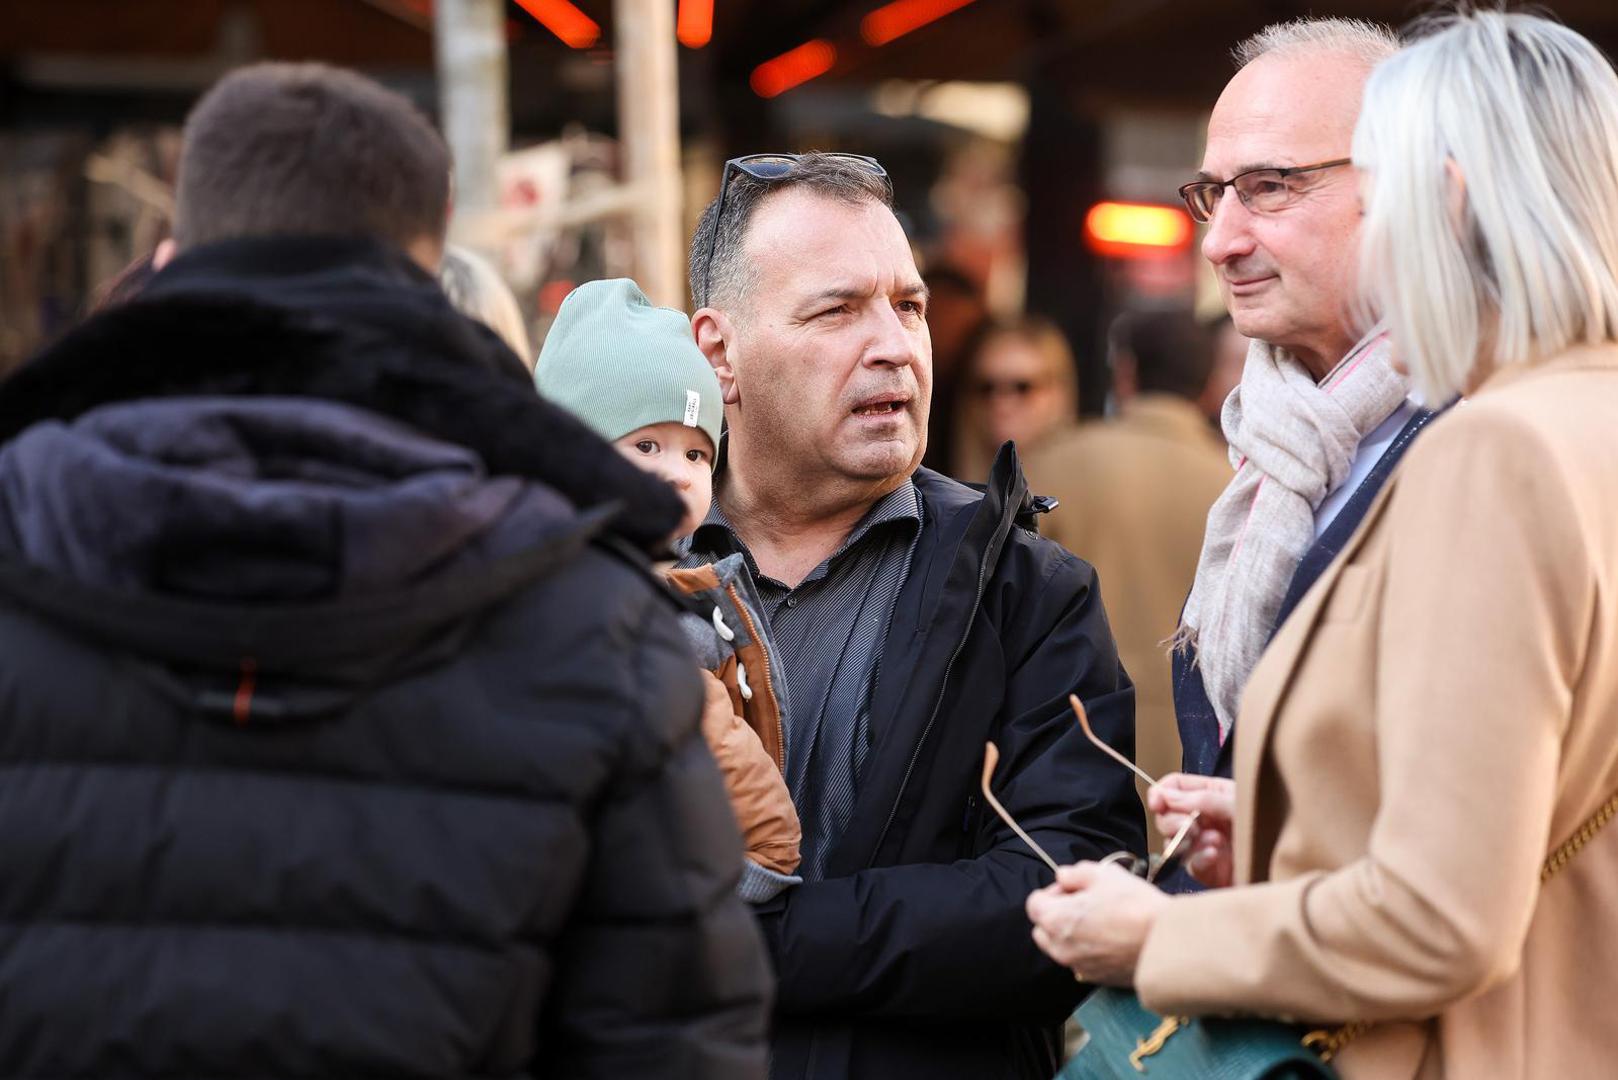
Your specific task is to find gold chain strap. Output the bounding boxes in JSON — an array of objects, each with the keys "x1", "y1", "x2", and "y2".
[
  {"x1": 1304, "y1": 783, "x2": 1618, "y2": 1063},
  {"x1": 1540, "y1": 786, "x2": 1618, "y2": 881}
]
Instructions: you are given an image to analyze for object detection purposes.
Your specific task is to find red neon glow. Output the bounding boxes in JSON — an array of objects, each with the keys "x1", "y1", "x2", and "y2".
[
  {"x1": 861, "y1": 0, "x2": 978, "y2": 47},
  {"x1": 750, "y1": 40, "x2": 837, "y2": 99},
  {"x1": 1083, "y1": 201, "x2": 1193, "y2": 258},
  {"x1": 677, "y1": 0, "x2": 714, "y2": 48},
  {"x1": 513, "y1": 0, "x2": 600, "y2": 49}
]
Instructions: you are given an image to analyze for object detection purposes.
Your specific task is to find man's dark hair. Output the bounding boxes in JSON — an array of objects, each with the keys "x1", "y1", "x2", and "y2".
[
  {"x1": 687, "y1": 152, "x2": 894, "y2": 309},
  {"x1": 174, "y1": 63, "x2": 450, "y2": 253},
  {"x1": 1114, "y1": 311, "x2": 1219, "y2": 400}
]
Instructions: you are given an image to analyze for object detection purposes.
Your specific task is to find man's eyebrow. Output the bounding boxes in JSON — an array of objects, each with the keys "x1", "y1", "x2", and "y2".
[
  {"x1": 803, "y1": 284, "x2": 872, "y2": 305},
  {"x1": 799, "y1": 281, "x2": 930, "y2": 307},
  {"x1": 1194, "y1": 162, "x2": 1285, "y2": 182}
]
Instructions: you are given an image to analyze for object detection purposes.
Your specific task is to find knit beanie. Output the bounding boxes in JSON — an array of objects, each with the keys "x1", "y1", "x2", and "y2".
[{"x1": 534, "y1": 278, "x2": 723, "y2": 456}]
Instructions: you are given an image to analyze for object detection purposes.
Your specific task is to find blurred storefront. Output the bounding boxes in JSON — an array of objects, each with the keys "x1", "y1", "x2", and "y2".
[{"x1": 5, "y1": 0, "x2": 1618, "y2": 393}]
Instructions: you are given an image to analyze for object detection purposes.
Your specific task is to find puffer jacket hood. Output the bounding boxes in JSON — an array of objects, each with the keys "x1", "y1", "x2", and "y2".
[
  {"x1": 0, "y1": 235, "x2": 685, "y2": 550},
  {"x1": 0, "y1": 235, "x2": 684, "y2": 721}
]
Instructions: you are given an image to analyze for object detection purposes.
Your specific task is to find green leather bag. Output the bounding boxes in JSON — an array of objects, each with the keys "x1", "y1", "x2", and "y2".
[{"x1": 1058, "y1": 989, "x2": 1344, "y2": 1079}]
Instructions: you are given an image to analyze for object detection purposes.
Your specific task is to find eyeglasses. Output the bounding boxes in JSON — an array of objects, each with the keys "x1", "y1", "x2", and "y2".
[
  {"x1": 972, "y1": 377, "x2": 1049, "y2": 400},
  {"x1": 979, "y1": 694, "x2": 1200, "y2": 884},
  {"x1": 1177, "y1": 158, "x2": 1353, "y2": 224},
  {"x1": 697, "y1": 152, "x2": 888, "y2": 305}
]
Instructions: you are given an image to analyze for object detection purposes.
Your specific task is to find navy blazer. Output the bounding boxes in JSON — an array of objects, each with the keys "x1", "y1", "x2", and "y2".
[{"x1": 1173, "y1": 408, "x2": 1439, "y2": 779}]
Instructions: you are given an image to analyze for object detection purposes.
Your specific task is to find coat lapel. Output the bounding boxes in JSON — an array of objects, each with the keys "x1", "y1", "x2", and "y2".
[{"x1": 1232, "y1": 474, "x2": 1402, "y2": 884}]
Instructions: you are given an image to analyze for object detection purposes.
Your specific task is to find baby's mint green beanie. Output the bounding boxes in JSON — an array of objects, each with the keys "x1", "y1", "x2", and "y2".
[{"x1": 534, "y1": 278, "x2": 723, "y2": 455}]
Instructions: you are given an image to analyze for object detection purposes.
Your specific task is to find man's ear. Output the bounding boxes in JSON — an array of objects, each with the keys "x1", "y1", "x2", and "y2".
[
  {"x1": 693, "y1": 307, "x2": 740, "y2": 405},
  {"x1": 152, "y1": 238, "x2": 177, "y2": 270}
]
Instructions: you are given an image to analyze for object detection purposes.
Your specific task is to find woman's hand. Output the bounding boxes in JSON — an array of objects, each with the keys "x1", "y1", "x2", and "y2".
[
  {"x1": 1025, "y1": 862, "x2": 1169, "y2": 986},
  {"x1": 1150, "y1": 773, "x2": 1236, "y2": 888}
]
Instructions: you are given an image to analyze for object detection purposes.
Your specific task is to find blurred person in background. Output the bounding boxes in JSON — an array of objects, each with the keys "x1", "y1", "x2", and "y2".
[
  {"x1": 918, "y1": 263, "x2": 988, "y2": 475},
  {"x1": 439, "y1": 242, "x2": 534, "y2": 370},
  {"x1": 1199, "y1": 313, "x2": 1248, "y2": 435},
  {"x1": 1031, "y1": 14, "x2": 1618, "y2": 1076},
  {"x1": 1024, "y1": 310, "x2": 1229, "y2": 845},
  {"x1": 685, "y1": 151, "x2": 1143, "y2": 1080},
  {"x1": 951, "y1": 314, "x2": 1079, "y2": 483},
  {"x1": 1169, "y1": 17, "x2": 1437, "y2": 782},
  {"x1": 0, "y1": 62, "x2": 769, "y2": 1078}
]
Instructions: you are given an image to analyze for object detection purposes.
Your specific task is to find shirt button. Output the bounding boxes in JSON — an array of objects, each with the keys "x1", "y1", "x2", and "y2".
[{"x1": 785, "y1": 597, "x2": 798, "y2": 608}]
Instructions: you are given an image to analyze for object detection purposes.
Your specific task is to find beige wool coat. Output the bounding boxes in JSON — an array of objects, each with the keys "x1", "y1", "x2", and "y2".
[{"x1": 1134, "y1": 346, "x2": 1618, "y2": 1079}]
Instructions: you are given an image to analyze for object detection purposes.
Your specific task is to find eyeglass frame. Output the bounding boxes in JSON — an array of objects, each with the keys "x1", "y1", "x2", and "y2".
[
  {"x1": 697, "y1": 152, "x2": 888, "y2": 307},
  {"x1": 1177, "y1": 157, "x2": 1353, "y2": 224}
]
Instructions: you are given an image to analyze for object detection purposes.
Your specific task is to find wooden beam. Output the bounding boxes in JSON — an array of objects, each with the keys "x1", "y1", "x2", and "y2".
[
  {"x1": 435, "y1": 0, "x2": 509, "y2": 245},
  {"x1": 614, "y1": 0, "x2": 685, "y2": 307}
]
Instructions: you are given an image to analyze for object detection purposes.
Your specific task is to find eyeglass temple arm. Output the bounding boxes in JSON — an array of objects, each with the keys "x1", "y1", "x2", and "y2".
[
  {"x1": 1069, "y1": 694, "x2": 1158, "y2": 787},
  {"x1": 980, "y1": 742, "x2": 1061, "y2": 874}
]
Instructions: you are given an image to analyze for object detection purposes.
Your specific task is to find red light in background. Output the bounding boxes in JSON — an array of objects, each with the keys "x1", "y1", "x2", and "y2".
[
  {"x1": 861, "y1": 0, "x2": 978, "y2": 47},
  {"x1": 750, "y1": 40, "x2": 837, "y2": 98},
  {"x1": 512, "y1": 0, "x2": 600, "y2": 49},
  {"x1": 1083, "y1": 202, "x2": 1193, "y2": 258},
  {"x1": 677, "y1": 0, "x2": 714, "y2": 48}
]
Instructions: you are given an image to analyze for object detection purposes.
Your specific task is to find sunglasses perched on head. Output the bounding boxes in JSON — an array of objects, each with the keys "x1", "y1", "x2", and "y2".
[
  {"x1": 1177, "y1": 157, "x2": 1353, "y2": 223},
  {"x1": 698, "y1": 152, "x2": 888, "y2": 303}
]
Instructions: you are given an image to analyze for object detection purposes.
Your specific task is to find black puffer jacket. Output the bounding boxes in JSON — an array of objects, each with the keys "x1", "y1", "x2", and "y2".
[{"x1": 0, "y1": 238, "x2": 771, "y2": 1078}]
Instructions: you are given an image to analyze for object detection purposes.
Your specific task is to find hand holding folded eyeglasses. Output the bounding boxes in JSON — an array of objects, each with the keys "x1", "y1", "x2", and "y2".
[
  {"x1": 1149, "y1": 773, "x2": 1236, "y2": 889},
  {"x1": 1026, "y1": 862, "x2": 1168, "y2": 986}
]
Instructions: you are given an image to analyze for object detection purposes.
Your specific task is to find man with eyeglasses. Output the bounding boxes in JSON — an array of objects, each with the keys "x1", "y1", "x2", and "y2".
[
  {"x1": 680, "y1": 152, "x2": 1145, "y2": 1079},
  {"x1": 1166, "y1": 18, "x2": 1437, "y2": 795}
]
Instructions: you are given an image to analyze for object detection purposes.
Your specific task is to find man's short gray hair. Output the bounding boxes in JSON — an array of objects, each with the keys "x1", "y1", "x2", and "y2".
[
  {"x1": 1233, "y1": 16, "x2": 1400, "y2": 70},
  {"x1": 687, "y1": 152, "x2": 894, "y2": 311}
]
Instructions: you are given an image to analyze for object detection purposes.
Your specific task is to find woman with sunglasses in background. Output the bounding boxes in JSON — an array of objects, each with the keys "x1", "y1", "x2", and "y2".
[
  {"x1": 951, "y1": 315, "x2": 1079, "y2": 483},
  {"x1": 1028, "y1": 11, "x2": 1618, "y2": 1077}
]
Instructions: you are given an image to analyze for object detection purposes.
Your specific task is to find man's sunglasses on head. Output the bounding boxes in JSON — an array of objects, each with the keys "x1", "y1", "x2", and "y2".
[{"x1": 698, "y1": 152, "x2": 888, "y2": 303}]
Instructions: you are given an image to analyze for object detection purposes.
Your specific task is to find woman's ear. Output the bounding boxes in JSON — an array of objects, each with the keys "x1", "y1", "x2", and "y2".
[
  {"x1": 693, "y1": 308, "x2": 740, "y2": 405},
  {"x1": 1445, "y1": 157, "x2": 1468, "y2": 235}
]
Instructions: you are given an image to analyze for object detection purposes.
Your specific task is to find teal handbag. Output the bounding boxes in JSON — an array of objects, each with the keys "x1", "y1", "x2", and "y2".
[{"x1": 1058, "y1": 988, "x2": 1352, "y2": 1079}]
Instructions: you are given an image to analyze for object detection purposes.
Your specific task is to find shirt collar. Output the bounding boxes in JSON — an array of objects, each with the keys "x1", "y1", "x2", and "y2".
[{"x1": 689, "y1": 479, "x2": 922, "y2": 577}]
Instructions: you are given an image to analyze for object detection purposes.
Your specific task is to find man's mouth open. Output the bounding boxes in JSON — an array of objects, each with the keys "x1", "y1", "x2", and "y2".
[{"x1": 852, "y1": 399, "x2": 907, "y2": 417}]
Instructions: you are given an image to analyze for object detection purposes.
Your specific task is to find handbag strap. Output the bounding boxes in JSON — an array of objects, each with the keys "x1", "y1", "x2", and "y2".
[
  {"x1": 1541, "y1": 785, "x2": 1618, "y2": 881},
  {"x1": 1307, "y1": 781, "x2": 1618, "y2": 1063}
]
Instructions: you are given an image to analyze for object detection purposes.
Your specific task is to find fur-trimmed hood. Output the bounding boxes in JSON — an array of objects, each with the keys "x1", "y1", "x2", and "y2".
[
  {"x1": 0, "y1": 236, "x2": 685, "y2": 551},
  {"x1": 0, "y1": 237, "x2": 687, "y2": 697}
]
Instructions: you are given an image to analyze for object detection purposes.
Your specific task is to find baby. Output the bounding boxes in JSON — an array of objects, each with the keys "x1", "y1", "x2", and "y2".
[{"x1": 535, "y1": 278, "x2": 800, "y2": 899}]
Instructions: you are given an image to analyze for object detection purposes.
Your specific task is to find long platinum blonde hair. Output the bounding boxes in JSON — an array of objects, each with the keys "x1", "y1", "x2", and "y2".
[{"x1": 1354, "y1": 10, "x2": 1618, "y2": 404}]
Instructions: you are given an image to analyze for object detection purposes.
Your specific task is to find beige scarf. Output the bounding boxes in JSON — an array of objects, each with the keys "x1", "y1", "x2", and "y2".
[{"x1": 1179, "y1": 328, "x2": 1409, "y2": 737}]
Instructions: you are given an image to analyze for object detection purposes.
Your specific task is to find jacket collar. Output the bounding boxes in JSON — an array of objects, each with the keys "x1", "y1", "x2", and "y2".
[
  {"x1": 1121, "y1": 393, "x2": 1224, "y2": 448},
  {"x1": 1466, "y1": 342, "x2": 1618, "y2": 399}
]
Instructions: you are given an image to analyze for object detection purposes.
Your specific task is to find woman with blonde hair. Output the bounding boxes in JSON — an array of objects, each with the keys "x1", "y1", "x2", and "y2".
[
  {"x1": 950, "y1": 314, "x2": 1078, "y2": 482},
  {"x1": 1027, "y1": 11, "x2": 1618, "y2": 1077},
  {"x1": 439, "y1": 243, "x2": 534, "y2": 370}
]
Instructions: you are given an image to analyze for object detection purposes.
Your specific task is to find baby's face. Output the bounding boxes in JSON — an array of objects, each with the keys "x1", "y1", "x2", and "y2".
[{"x1": 614, "y1": 421, "x2": 715, "y2": 540}]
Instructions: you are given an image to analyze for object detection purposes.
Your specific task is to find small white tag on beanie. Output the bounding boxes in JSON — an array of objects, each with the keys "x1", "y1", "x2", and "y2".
[{"x1": 684, "y1": 389, "x2": 701, "y2": 428}]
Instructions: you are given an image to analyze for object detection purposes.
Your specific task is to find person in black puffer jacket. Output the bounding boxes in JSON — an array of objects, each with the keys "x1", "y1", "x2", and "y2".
[{"x1": 0, "y1": 61, "x2": 770, "y2": 1079}]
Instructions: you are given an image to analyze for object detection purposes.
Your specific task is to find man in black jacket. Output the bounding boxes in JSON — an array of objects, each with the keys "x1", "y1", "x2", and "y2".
[
  {"x1": 683, "y1": 153, "x2": 1146, "y2": 1078},
  {"x1": 0, "y1": 62, "x2": 769, "y2": 1078}
]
